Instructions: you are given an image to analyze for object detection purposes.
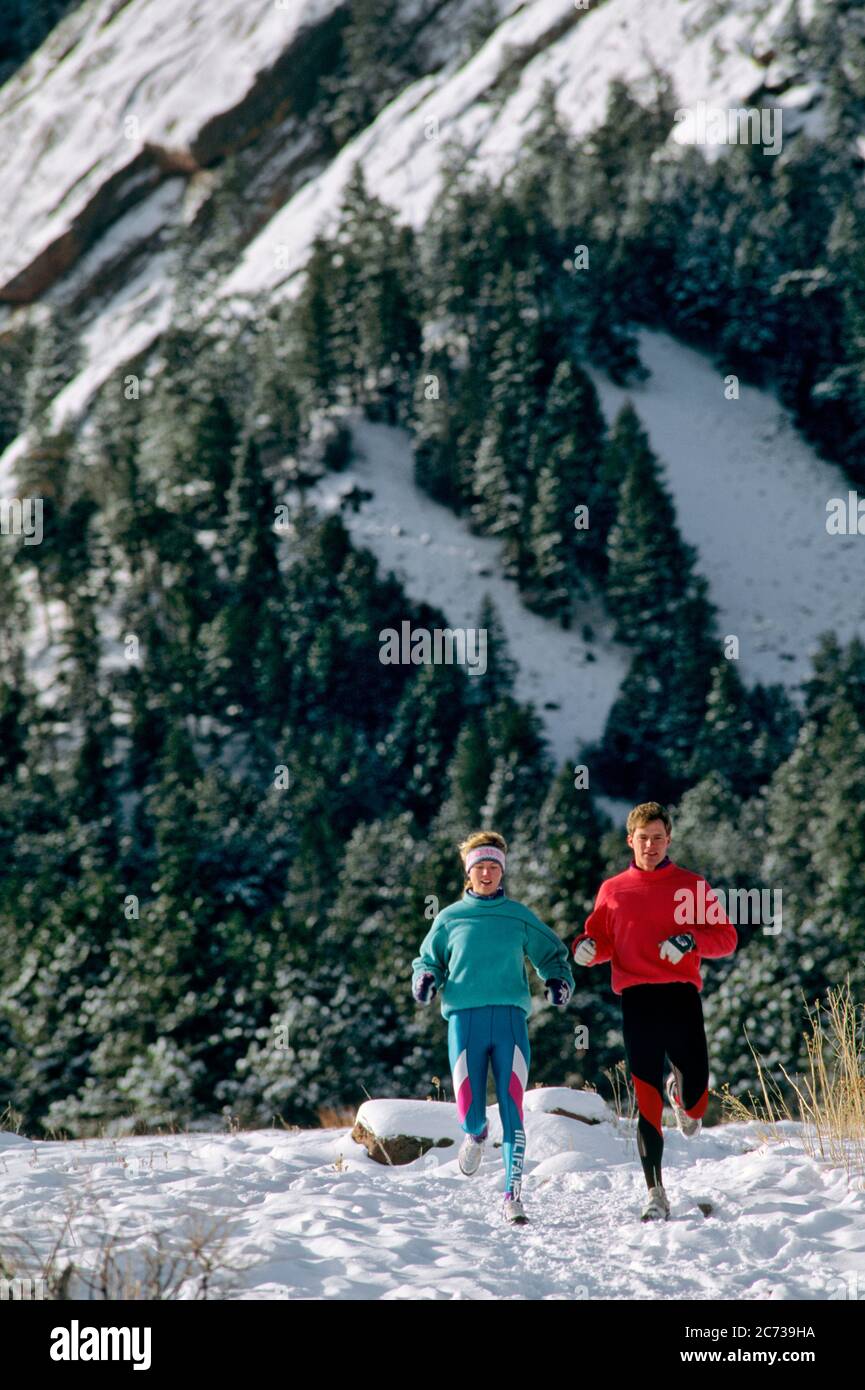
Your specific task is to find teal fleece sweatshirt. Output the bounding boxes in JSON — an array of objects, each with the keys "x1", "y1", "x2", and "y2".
[{"x1": 411, "y1": 892, "x2": 575, "y2": 1019}]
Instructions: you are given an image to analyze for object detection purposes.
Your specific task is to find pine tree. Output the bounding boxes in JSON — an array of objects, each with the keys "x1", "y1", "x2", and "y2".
[
  {"x1": 667, "y1": 771, "x2": 759, "y2": 885},
  {"x1": 512, "y1": 79, "x2": 582, "y2": 242},
  {"x1": 746, "y1": 680, "x2": 800, "y2": 791},
  {"x1": 326, "y1": 163, "x2": 422, "y2": 417},
  {"x1": 378, "y1": 660, "x2": 467, "y2": 819},
  {"x1": 246, "y1": 313, "x2": 303, "y2": 471},
  {"x1": 525, "y1": 458, "x2": 572, "y2": 624},
  {"x1": 295, "y1": 235, "x2": 341, "y2": 410},
  {"x1": 411, "y1": 344, "x2": 462, "y2": 507},
  {"x1": 524, "y1": 358, "x2": 608, "y2": 612},
  {"x1": 604, "y1": 402, "x2": 705, "y2": 651},
  {"x1": 321, "y1": 0, "x2": 418, "y2": 149},
  {"x1": 687, "y1": 659, "x2": 756, "y2": 795},
  {"x1": 802, "y1": 631, "x2": 865, "y2": 730},
  {"x1": 20, "y1": 307, "x2": 81, "y2": 430},
  {"x1": 469, "y1": 265, "x2": 546, "y2": 575},
  {"x1": 0, "y1": 323, "x2": 36, "y2": 454},
  {"x1": 808, "y1": 693, "x2": 865, "y2": 994},
  {"x1": 192, "y1": 393, "x2": 239, "y2": 526},
  {"x1": 443, "y1": 717, "x2": 495, "y2": 827},
  {"x1": 200, "y1": 432, "x2": 286, "y2": 729},
  {"x1": 468, "y1": 593, "x2": 518, "y2": 711}
]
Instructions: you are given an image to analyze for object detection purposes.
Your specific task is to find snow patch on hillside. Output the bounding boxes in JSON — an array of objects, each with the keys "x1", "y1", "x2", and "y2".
[
  {"x1": 302, "y1": 415, "x2": 632, "y2": 770},
  {"x1": 586, "y1": 329, "x2": 865, "y2": 694}
]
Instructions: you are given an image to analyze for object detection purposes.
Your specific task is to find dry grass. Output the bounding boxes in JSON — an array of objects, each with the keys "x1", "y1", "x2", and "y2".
[
  {"x1": 0, "y1": 1194, "x2": 249, "y2": 1300},
  {"x1": 316, "y1": 1105, "x2": 358, "y2": 1128},
  {"x1": 719, "y1": 979, "x2": 865, "y2": 1185},
  {"x1": 603, "y1": 1059, "x2": 636, "y2": 1125}
]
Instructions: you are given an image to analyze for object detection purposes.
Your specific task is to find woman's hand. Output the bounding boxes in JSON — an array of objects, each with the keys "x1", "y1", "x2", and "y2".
[
  {"x1": 543, "y1": 978, "x2": 572, "y2": 1007},
  {"x1": 412, "y1": 971, "x2": 438, "y2": 1004}
]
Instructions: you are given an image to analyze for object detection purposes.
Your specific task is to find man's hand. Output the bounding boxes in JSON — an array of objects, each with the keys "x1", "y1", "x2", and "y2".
[
  {"x1": 573, "y1": 937, "x2": 597, "y2": 966},
  {"x1": 659, "y1": 933, "x2": 697, "y2": 964}
]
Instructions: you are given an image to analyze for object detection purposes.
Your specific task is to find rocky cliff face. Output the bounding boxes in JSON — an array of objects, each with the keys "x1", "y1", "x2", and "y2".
[{"x1": 0, "y1": 0, "x2": 816, "y2": 454}]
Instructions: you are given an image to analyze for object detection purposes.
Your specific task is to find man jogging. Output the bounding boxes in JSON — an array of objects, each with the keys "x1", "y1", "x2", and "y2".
[{"x1": 571, "y1": 802, "x2": 737, "y2": 1222}]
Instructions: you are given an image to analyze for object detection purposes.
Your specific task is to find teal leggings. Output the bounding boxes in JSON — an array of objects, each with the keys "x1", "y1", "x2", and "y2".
[{"x1": 447, "y1": 1005, "x2": 530, "y2": 1197}]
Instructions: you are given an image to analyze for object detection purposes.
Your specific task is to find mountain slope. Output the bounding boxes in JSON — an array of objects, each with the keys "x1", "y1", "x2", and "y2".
[{"x1": 0, "y1": 0, "x2": 819, "y2": 446}]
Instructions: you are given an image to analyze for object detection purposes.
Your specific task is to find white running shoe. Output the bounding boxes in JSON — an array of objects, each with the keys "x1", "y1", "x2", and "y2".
[
  {"x1": 458, "y1": 1124, "x2": 487, "y2": 1175},
  {"x1": 502, "y1": 1194, "x2": 529, "y2": 1224},
  {"x1": 666, "y1": 1071, "x2": 701, "y2": 1137},
  {"x1": 641, "y1": 1184, "x2": 671, "y2": 1222}
]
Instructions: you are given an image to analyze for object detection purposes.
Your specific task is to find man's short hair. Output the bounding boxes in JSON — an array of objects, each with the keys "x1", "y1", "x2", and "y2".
[{"x1": 626, "y1": 802, "x2": 672, "y2": 836}]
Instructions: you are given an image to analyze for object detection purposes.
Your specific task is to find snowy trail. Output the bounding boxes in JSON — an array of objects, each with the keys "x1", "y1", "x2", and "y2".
[{"x1": 2, "y1": 1104, "x2": 863, "y2": 1300}]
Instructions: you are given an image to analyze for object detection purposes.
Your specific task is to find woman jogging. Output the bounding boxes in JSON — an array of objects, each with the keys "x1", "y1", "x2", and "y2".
[
  {"x1": 411, "y1": 830, "x2": 574, "y2": 1225},
  {"x1": 571, "y1": 802, "x2": 737, "y2": 1223}
]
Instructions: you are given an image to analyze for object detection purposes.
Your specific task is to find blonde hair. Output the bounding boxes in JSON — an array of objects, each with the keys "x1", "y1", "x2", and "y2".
[
  {"x1": 626, "y1": 801, "x2": 672, "y2": 836},
  {"x1": 458, "y1": 829, "x2": 508, "y2": 890}
]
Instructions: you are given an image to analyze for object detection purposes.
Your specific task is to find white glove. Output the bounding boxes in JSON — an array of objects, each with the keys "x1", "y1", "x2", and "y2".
[
  {"x1": 573, "y1": 937, "x2": 597, "y2": 966},
  {"x1": 659, "y1": 932, "x2": 696, "y2": 965}
]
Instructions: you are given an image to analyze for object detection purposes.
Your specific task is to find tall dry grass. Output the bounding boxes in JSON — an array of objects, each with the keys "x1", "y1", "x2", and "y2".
[{"x1": 719, "y1": 978, "x2": 865, "y2": 1185}]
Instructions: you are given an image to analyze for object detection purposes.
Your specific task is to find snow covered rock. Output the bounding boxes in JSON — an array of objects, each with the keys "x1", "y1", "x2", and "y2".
[
  {"x1": 523, "y1": 1085, "x2": 613, "y2": 1125},
  {"x1": 351, "y1": 1087, "x2": 612, "y2": 1165},
  {"x1": 0, "y1": 0, "x2": 346, "y2": 302},
  {"x1": 352, "y1": 1098, "x2": 459, "y2": 1164}
]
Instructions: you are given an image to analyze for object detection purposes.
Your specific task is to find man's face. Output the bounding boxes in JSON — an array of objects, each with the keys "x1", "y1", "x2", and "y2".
[
  {"x1": 627, "y1": 819, "x2": 671, "y2": 869},
  {"x1": 468, "y1": 860, "x2": 503, "y2": 894}
]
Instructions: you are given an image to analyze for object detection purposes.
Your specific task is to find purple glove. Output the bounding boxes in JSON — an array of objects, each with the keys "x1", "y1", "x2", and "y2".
[
  {"x1": 412, "y1": 971, "x2": 438, "y2": 1004},
  {"x1": 544, "y1": 978, "x2": 572, "y2": 1007}
]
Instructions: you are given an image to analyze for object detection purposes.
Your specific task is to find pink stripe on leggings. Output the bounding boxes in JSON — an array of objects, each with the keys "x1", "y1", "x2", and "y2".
[
  {"x1": 456, "y1": 1076, "x2": 473, "y2": 1121},
  {"x1": 508, "y1": 1071, "x2": 524, "y2": 1117}
]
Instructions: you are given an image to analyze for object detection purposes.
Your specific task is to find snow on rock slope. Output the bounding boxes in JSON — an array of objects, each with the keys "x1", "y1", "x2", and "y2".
[
  {"x1": 1, "y1": 1103, "x2": 862, "y2": 1299},
  {"x1": 225, "y1": 0, "x2": 815, "y2": 304},
  {"x1": 0, "y1": 0, "x2": 818, "y2": 436},
  {"x1": 304, "y1": 414, "x2": 632, "y2": 769},
  {"x1": 586, "y1": 329, "x2": 865, "y2": 694},
  {"x1": 0, "y1": 0, "x2": 344, "y2": 301}
]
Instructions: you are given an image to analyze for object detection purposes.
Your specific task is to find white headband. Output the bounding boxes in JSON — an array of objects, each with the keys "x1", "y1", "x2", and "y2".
[{"x1": 465, "y1": 845, "x2": 506, "y2": 872}]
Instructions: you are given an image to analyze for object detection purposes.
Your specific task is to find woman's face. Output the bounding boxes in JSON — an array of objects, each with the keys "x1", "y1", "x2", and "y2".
[{"x1": 467, "y1": 860, "x2": 503, "y2": 895}]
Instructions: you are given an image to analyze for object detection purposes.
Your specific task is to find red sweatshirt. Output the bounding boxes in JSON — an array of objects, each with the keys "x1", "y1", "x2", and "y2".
[{"x1": 571, "y1": 859, "x2": 737, "y2": 995}]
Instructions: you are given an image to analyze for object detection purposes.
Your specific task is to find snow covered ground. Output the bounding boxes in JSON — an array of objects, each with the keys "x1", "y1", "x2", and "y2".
[{"x1": 2, "y1": 1088, "x2": 862, "y2": 1300}]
